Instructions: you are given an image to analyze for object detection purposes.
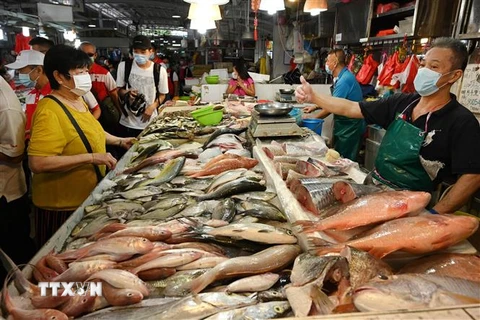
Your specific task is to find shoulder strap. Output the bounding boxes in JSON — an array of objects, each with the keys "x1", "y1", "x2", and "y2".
[
  {"x1": 44, "y1": 95, "x2": 104, "y2": 183},
  {"x1": 124, "y1": 59, "x2": 133, "y2": 88},
  {"x1": 153, "y1": 63, "x2": 160, "y2": 99}
]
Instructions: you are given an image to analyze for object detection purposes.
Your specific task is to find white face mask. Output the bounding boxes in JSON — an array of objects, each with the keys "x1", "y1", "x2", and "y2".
[
  {"x1": 413, "y1": 67, "x2": 453, "y2": 97},
  {"x1": 232, "y1": 72, "x2": 238, "y2": 80},
  {"x1": 64, "y1": 73, "x2": 92, "y2": 96}
]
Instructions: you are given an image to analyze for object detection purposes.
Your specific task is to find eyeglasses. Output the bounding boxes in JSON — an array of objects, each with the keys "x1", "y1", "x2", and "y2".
[{"x1": 86, "y1": 53, "x2": 95, "y2": 57}]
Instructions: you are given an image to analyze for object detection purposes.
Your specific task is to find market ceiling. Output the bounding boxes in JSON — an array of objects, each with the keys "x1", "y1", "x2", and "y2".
[{"x1": 0, "y1": 0, "x2": 338, "y2": 40}]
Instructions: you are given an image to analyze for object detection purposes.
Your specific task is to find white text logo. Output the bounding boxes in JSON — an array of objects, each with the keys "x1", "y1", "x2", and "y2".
[{"x1": 38, "y1": 282, "x2": 103, "y2": 297}]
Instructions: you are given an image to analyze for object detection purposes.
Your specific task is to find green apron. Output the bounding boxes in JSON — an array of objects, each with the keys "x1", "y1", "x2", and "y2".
[
  {"x1": 371, "y1": 98, "x2": 434, "y2": 192},
  {"x1": 333, "y1": 114, "x2": 366, "y2": 161}
]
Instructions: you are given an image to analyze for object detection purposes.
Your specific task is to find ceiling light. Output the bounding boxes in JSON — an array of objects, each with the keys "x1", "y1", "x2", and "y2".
[
  {"x1": 88, "y1": 24, "x2": 96, "y2": 27},
  {"x1": 304, "y1": 0, "x2": 328, "y2": 16},
  {"x1": 22, "y1": 27, "x2": 30, "y2": 37},
  {"x1": 188, "y1": 3, "x2": 222, "y2": 21},
  {"x1": 172, "y1": 43, "x2": 181, "y2": 47},
  {"x1": 172, "y1": 15, "x2": 181, "y2": 18},
  {"x1": 259, "y1": 0, "x2": 285, "y2": 15},
  {"x1": 190, "y1": 18, "x2": 216, "y2": 34},
  {"x1": 184, "y1": 0, "x2": 229, "y2": 4}
]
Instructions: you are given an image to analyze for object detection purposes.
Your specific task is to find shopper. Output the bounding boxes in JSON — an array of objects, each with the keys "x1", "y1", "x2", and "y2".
[
  {"x1": 116, "y1": 35, "x2": 168, "y2": 139},
  {"x1": 303, "y1": 49, "x2": 365, "y2": 161},
  {"x1": 179, "y1": 57, "x2": 193, "y2": 96},
  {"x1": 28, "y1": 45, "x2": 134, "y2": 247},
  {"x1": 79, "y1": 42, "x2": 121, "y2": 135},
  {"x1": 226, "y1": 59, "x2": 255, "y2": 97},
  {"x1": 29, "y1": 37, "x2": 54, "y2": 54},
  {"x1": 295, "y1": 37, "x2": 480, "y2": 214},
  {"x1": 162, "y1": 56, "x2": 179, "y2": 100},
  {"x1": 0, "y1": 76, "x2": 36, "y2": 285}
]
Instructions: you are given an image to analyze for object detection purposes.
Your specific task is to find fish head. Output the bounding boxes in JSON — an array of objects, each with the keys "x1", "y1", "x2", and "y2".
[
  {"x1": 42, "y1": 309, "x2": 69, "y2": 320},
  {"x1": 269, "y1": 301, "x2": 292, "y2": 317},
  {"x1": 353, "y1": 274, "x2": 439, "y2": 312},
  {"x1": 132, "y1": 237, "x2": 155, "y2": 253}
]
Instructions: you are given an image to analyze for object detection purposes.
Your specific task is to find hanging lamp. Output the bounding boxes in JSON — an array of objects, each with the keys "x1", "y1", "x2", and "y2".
[
  {"x1": 190, "y1": 18, "x2": 216, "y2": 34},
  {"x1": 304, "y1": 0, "x2": 328, "y2": 16},
  {"x1": 259, "y1": 0, "x2": 285, "y2": 15},
  {"x1": 188, "y1": 3, "x2": 222, "y2": 21}
]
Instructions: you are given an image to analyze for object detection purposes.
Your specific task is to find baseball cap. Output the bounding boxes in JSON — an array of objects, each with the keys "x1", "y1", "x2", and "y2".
[
  {"x1": 132, "y1": 35, "x2": 152, "y2": 50},
  {"x1": 6, "y1": 50, "x2": 45, "y2": 69}
]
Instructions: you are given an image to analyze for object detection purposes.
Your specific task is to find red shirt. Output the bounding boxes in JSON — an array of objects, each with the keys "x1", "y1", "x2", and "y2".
[
  {"x1": 89, "y1": 63, "x2": 117, "y2": 102},
  {"x1": 25, "y1": 82, "x2": 52, "y2": 140}
]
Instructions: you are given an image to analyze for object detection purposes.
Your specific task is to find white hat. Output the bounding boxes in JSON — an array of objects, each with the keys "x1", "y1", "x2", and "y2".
[{"x1": 6, "y1": 50, "x2": 45, "y2": 69}]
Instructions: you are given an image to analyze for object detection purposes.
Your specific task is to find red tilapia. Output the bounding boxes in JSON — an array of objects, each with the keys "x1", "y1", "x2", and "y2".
[
  {"x1": 203, "y1": 153, "x2": 242, "y2": 170},
  {"x1": 314, "y1": 214, "x2": 479, "y2": 259},
  {"x1": 296, "y1": 191, "x2": 431, "y2": 232},
  {"x1": 188, "y1": 157, "x2": 258, "y2": 178}
]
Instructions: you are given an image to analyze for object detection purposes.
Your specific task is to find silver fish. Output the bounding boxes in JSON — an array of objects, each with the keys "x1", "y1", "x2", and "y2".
[
  {"x1": 139, "y1": 157, "x2": 186, "y2": 187},
  {"x1": 204, "y1": 301, "x2": 291, "y2": 320},
  {"x1": 206, "y1": 223, "x2": 297, "y2": 244},
  {"x1": 206, "y1": 168, "x2": 248, "y2": 193},
  {"x1": 238, "y1": 199, "x2": 287, "y2": 222},
  {"x1": 211, "y1": 198, "x2": 236, "y2": 222}
]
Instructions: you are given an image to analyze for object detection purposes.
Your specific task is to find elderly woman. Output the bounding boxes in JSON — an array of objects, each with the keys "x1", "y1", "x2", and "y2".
[
  {"x1": 28, "y1": 45, "x2": 134, "y2": 247},
  {"x1": 226, "y1": 59, "x2": 255, "y2": 97}
]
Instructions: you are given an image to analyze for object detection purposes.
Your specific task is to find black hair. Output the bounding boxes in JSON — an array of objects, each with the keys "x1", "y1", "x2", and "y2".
[
  {"x1": 431, "y1": 37, "x2": 469, "y2": 72},
  {"x1": 44, "y1": 44, "x2": 91, "y2": 90},
  {"x1": 234, "y1": 58, "x2": 251, "y2": 81},
  {"x1": 328, "y1": 49, "x2": 346, "y2": 65},
  {"x1": 29, "y1": 37, "x2": 54, "y2": 49}
]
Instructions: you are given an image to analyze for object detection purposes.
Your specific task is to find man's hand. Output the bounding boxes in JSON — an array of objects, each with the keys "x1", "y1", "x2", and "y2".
[
  {"x1": 295, "y1": 76, "x2": 313, "y2": 103},
  {"x1": 303, "y1": 105, "x2": 317, "y2": 113}
]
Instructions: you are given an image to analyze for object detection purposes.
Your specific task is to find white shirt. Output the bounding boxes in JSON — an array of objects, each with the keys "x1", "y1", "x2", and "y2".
[
  {"x1": 0, "y1": 77, "x2": 27, "y2": 202},
  {"x1": 116, "y1": 60, "x2": 169, "y2": 130}
]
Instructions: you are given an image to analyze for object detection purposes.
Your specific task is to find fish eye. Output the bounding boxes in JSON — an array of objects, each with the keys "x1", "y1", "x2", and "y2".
[
  {"x1": 286, "y1": 230, "x2": 293, "y2": 235},
  {"x1": 274, "y1": 306, "x2": 284, "y2": 313},
  {"x1": 127, "y1": 293, "x2": 134, "y2": 296},
  {"x1": 82, "y1": 298, "x2": 88, "y2": 303},
  {"x1": 378, "y1": 274, "x2": 389, "y2": 280}
]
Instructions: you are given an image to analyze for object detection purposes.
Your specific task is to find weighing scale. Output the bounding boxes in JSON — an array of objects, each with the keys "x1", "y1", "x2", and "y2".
[
  {"x1": 249, "y1": 111, "x2": 304, "y2": 138},
  {"x1": 275, "y1": 92, "x2": 297, "y2": 103}
]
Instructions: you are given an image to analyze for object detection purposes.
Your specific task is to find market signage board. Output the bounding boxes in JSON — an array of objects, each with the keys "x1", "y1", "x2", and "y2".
[
  {"x1": 458, "y1": 48, "x2": 480, "y2": 120},
  {"x1": 37, "y1": 3, "x2": 73, "y2": 23}
]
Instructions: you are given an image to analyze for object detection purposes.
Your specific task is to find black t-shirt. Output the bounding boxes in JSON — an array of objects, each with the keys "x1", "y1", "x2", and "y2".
[{"x1": 359, "y1": 93, "x2": 480, "y2": 187}]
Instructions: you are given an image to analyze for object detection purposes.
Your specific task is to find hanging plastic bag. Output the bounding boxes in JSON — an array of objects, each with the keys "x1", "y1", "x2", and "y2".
[
  {"x1": 356, "y1": 54, "x2": 379, "y2": 85},
  {"x1": 378, "y1": 51, "x2": 399, "y2": 86},
  {"x1": 390, "y1": 54, "x2": 412, "y2": 88},
  {"x1": 402, "y1": 55, "x2": 420, "y2": 93},
  {"x1": 292, "y1": 22, "x2": 303, "y2": 54}
]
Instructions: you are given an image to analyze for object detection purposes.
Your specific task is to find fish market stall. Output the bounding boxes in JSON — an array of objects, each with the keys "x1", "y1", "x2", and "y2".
[{"x1": 3, "y1": 104, "x2": 479, "y2": 320}]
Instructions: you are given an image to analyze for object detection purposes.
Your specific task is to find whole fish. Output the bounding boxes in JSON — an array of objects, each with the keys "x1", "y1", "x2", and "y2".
[
  {"x1": 188, "y1": 244, "x2": 301, "y2": 294},
  {"x1": 56, "y1": 237, "x2": 154, "y2": 261},
  {"x1": 102, "y1": 226, "x2": 172, "y2": 241},
  {"x1": 118, "y1": 186, "x2": 163, "y2": 200},
  {"x1": 138, "y1": 203, "x2": 189, "y2": 221},
  {"x1": 51, "y1": 260, "x2": 117, "y2": 283},
  {"x1": 172, "y1": 242, "x2": 226, "y2": 256},
  {"x1": 295, "y1": 191, "x2": 431, "y2": 232},
  {"x1": 206, "y1": 223, "x2": 297, "y2": 244},
  {"x1": 87, "y1": 269, "x2": 150, "y2": 297},
  {"x1": 145, "y1": 195, "x2": 191, "y2": 213},
  {"x1": 131, "y1": 251, "x2": 203, "y2": 274},
  {"x1": 398, "y1": 253, "x2": 480, "y2": 282},
  {"x1": 83, "y1": 201, "x2": 145, "y2": 219},
  {"x1": 129, "y1": 143, "x2": 163, "y2": 165},
  {"x1": 231, "y1": 191, "x2": 277, "y2": 202},
  {"x1": 238, "y1": 199, "x2": 287, "y2": 222},
  {"x1": 206, "y1": 168, "x2": 248, "y2": 193},
  {"x1": 33, "y1": 256, "x2": 59, "y2": 282},
  {"x1": 147, "y1": 269, "x2": 208, "y2": 297},
  {"x1": 205, "y1": 134, "x2": 245, "y2": 151},
  {"x1": 101, "y1": 282, "x2": 144, "y2": 306},
  {"x1": 340, "y1": 246, "x2": 393, "y2": 290},
  {"x1": 197, "y1": 178, "x2": 266, "y2": 201},
  {"x1": 139, "y1": 156, "x2": 186, "y2": 187},
  {"x1": 313, "y1": 214, "x2": 479, "y2": 259},
  {"x1": 124, "y1": 151, "x2": 196, "y2": 174},
  {"x1": 177, "y1": 256, "x2": 229, "y2": 270},
  {"x1": 58, "y1": 294, "x2": 96, "y2": 318},
  {"x1": 188, "y1": 157, "x2": 258, "y2": 178},
  {"x1": 45, "y1": 254, "x2": 69, "y2": 274},
  {"x1": 202, "y1": 127, "x2": 247, "y2": 149},
  {"x1": 211, "y1": 198, "x2": 236, "y2": 222},
  {"x1": 202, "y1": 153, "x2": 242, "y2": 170},
  {"x1": 226, "y1": 273, "x2": 280, "y2": 293},
  {"x1": 353, "y1": 274, "x2": 480, "y2": 312},
  {"x1": 116, "y1": 246, "x2": 173, "y2": 269},
  {"x1": 72, "y1": 215, "x2": 117, "y2": 239},
  {"x1": 204, "y1": 301, "x2": 291, "y2": 320}
]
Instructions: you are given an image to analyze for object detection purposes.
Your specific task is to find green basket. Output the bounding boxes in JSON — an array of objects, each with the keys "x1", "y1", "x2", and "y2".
[{"x1": 195, "y1": 110, "x2": 223, "y2": 126}]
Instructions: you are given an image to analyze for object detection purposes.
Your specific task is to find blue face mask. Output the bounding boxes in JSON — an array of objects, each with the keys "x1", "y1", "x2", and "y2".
[
  {"x1": 17, "y1": 68, "x2": 37, "y2": 87},
  {"x1": 134, "y1": 53, "x2": 148, "y2": 65},
  {"x1": 325, "y1": 64, "x2": 332, "y2": 75},
  {"x1": 414, "y1": 67, "x2": 452, "y2": 96}
]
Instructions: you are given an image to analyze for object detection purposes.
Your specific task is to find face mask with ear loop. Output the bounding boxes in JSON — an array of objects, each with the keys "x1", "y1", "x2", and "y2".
[
  {"x1": 62, "y1": 73, "x2": 92, "y2": 96},
  {"x1": 413, "y1": 68, "x2": 455, "y2": 96},
  {"x1": 18, "y1": 67, "x2": 40, "y2": 87}
]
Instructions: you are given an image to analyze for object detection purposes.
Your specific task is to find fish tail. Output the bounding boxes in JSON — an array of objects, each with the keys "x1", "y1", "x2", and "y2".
[
  {"x1": 308, "y1": 237, "x2": 343, "y2": 255},
  {"x1": 0, "y1": 249, "x2": 37, "y2": 295},
  {"x1": 188, "y1": 269, "x2": 217, "y2": 294}
]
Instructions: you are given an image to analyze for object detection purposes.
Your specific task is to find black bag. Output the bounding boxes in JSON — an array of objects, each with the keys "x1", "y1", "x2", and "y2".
[{"x1": 45, "y1": 95, "x2": 104, "y2": 183}]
